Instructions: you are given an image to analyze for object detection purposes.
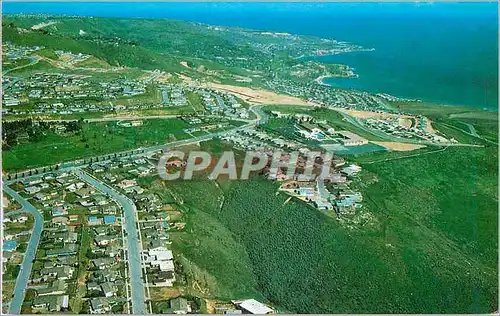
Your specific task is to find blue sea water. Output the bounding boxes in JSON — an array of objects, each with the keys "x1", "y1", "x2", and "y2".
[{"x1": 3, "y1": 2, "x2": 498, "y2": 110}]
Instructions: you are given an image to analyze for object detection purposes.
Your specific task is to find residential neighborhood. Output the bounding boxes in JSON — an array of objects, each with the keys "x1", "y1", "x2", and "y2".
[{"x1": 2, "y1": 7, "x2": 496, "y2": 316}]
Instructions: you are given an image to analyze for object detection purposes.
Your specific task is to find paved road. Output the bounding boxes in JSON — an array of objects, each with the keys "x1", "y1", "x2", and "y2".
[
  {"x1": 3, "y1": 185, "x2": 44, "y2": 315},
  {"x1": 440, "y1": 121, "x2": 497, "y2": 146},
  {"x1": 3, "y1": 56, "x2": 39, "y2": 76},
  {"x1": 73, "y1": 170, "x2": 146, "y2": 314},
  {"x1": 363, "y1": 146, "x2": 450, "y2": 165},
  {"x1": 7, "y1": 114, "x2": 253, "y2": 124},
  {"x1": 461, "y1": 121, "x2": 480, "y2": 138}
]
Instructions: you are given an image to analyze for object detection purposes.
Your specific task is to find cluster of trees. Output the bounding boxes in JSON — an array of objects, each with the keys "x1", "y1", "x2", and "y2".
[
  {"x1": 2, "y1": 119, "x2": 46, "y2": 150},
  {"x1": 2, "y1": 119, "x2": 83, "y2": 150}
]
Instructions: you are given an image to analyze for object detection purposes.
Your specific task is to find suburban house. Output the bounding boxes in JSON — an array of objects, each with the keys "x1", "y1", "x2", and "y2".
[{"x1": 32, "y1": 295, "x2": 69, "y2": 312}]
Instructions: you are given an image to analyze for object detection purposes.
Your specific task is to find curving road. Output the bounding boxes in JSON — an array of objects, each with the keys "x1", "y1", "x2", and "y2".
[
  {"x1": 3, "y1": 56, "x2": 39, "y2": 77},
  {"x1": 3, "y1": 185, "x2": 44, "y2": 315},
  {"x1": 73, "y1": 169, "x2": 146, "y2": 314}
]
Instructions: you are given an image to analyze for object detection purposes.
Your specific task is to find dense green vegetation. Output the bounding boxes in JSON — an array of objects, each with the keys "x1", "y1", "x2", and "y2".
[{"x1": 171, "y1": 206, "x2": 264, "y2": 300}]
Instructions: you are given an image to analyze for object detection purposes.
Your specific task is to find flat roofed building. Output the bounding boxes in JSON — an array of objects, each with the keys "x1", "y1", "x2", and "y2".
[
  {"x1": 238, "y1": 299, "x2": 274, "y2": 314},
  {"x1": 337, "y1": 131, "x2": 368, "y2": 146}
]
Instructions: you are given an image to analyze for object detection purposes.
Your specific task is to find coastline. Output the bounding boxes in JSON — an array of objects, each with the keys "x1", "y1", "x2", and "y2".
[
  {"x1": 312, "y1": 72, "x2": 490, "y2": 109},
  {"x1": 314, "y1": 71, "x2": 359, "y2": 87},
  {"x1": 313, "y1": 75, "x2": 332, "y2": 87}
]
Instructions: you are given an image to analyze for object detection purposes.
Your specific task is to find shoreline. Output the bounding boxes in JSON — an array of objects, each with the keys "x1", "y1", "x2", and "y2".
[
  {"x1": 313, "y1": 75, "x2": 332, "y2": 87},
  {"x1": 313, "y1": 75, "x2": 472, "y2": 108},
  {"x1": 313, "y1": 72, "x2": 359, "y2": 87}
]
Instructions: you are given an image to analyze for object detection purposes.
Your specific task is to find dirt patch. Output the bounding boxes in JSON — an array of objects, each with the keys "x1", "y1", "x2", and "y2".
[
  {"x1": 31, "y1": 21, "x2": 58, "y2": 30},
  {"x1": 203, "y1": 82, "x2": 318, "y2": 106},
  {"x1": 205, "y1": 299, "x2": 217, "y2": 314},
  {"x1": 165, "y1": 210, "x2": 183, "y2": 221},
  {"x1": 398, "y1": 117, "x2": 413, "y2": 128},
  {"x1": 424, "y1": 117, "x2": 436, "y2": 134},
  {"x1": 149, "y1": 286, "x2": 184, "y2": 300},
  {"x1": 373, "y1": 141, "x2": 426, "y2": 151},
  {"x1": 340, "y1": 109, "x2": 405, "y2": 119}
]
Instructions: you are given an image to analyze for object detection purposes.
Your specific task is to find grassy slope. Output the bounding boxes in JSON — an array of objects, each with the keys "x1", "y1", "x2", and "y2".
[
  {"x1": 170, "y1": 199, "x2": 263, "y2": 300},
  {"x1": 166, "y1": 163, "x2": 497, "y2": 313},
  {"x1": 2, "y1": 56, "x2": 32, "y2": 71},
  {"x1": 3, "y1": 18, "x2": 189, "y2": 73}
]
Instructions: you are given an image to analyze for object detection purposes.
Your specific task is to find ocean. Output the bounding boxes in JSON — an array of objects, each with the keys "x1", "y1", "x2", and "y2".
[{"x1": 3, "y1": 2, "x2": 498, "y2": 110}]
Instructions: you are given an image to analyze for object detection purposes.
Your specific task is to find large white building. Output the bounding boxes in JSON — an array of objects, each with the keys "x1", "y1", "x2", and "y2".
[{"x1": 237, "y1": 299, "x2": 274, "y2": 314}]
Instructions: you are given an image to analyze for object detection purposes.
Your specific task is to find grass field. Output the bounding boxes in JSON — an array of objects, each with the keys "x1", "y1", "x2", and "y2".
[
  {"x1": 3, "y1": 118, "x2": 246, "y2": 171},
  {"x1": 186, "y1": 91, "x2": 206, "y2": 113},
  {"x1": 3, "y1": 118, "x2": 191, "y2": 171}
]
